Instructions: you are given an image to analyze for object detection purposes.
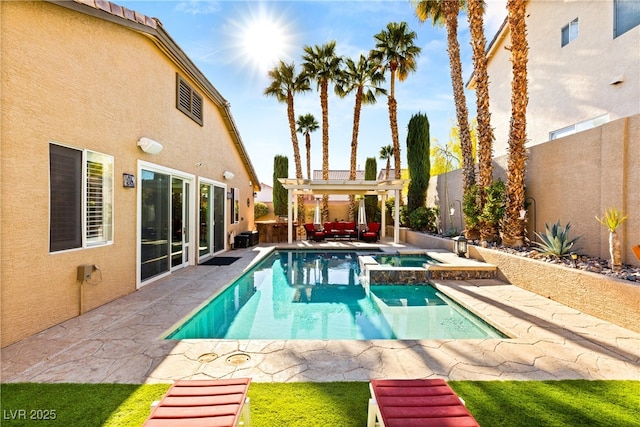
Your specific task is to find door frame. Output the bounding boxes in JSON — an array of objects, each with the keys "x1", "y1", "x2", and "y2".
[
  {"x1": 137, "y1": 161, "x2": 195, "y2": 289},
  {"x1": 198, "y1": 177, "x2": 227, "y2": 262}
]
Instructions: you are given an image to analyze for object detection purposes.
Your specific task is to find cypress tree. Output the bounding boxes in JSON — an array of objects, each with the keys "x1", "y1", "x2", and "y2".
[
  {"x1": 406, "y1": 112, "x2": 431, "y2": 212},
  {"x1": 364, "y1": 157, "x2": 378, "y2": 222},
  {"x1": 273, "y1": 155, "x2": 289, "y2": 216}
]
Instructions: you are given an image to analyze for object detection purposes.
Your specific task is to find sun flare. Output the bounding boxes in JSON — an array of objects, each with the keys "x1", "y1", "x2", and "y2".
[
  {"x1": 231, "y1": 5, "x2": 296, "y2": 78},
  {"x1": 242, "y1": 18, "x2": 287, "y2": 71}
]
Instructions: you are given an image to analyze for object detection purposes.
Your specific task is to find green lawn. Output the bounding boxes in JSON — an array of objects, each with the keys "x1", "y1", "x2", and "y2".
[{"x1": 1, "y1": 381, "x2": 638, "y2": 426}]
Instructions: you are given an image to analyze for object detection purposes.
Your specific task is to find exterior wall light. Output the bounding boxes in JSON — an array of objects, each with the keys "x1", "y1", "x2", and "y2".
[{"x1": 137, "y1": 137, "x2": 163, "y2": 154}]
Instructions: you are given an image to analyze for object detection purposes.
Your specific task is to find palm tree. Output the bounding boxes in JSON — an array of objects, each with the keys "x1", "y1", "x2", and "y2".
[
  {"x1": 414, "y1": 1, "x2": 475, "y2": 193},
  {"x1": 264, "y1": 61, "x2": 311, "y2": 226},
  {"x1": 296, "y1": 113, "x2": 319, "y2": 180},
  {"x1": 379, "y1": 145, "x2": 393, "y2": 179},
  {"x1": 336, "y1": 54, "x2": 387, "y2": 219},
  {"x1": 370, "y1": 22, "x2": 421, "y2": 190},
  {"x1": 466, "y1": 0, "x2": 494, "y2": 213},
  {"x1": 301, "y1": 41, "x2": 342, "y2": 221},
  {"x1": 501, "y1": 0, "x2": 529, "y2": 247}
]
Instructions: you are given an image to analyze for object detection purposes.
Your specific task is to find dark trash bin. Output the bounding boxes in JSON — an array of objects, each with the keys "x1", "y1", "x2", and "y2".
[
  {"x1": 234, "y1": 234, "x2": 249, "y2": 249},
  {"x1": 241, "y1": 231, "x2": 259, "y2": 246}
]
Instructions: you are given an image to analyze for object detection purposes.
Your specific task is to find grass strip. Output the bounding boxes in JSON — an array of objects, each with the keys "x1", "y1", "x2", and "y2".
[{"x1": 1, "y1": 380, "x2": 638, "y2": 426}]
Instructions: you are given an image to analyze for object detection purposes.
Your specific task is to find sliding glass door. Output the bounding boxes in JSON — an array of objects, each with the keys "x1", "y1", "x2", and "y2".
[
  {"x1": 139, "y1": 165, "x2": 193, "y2": 284},
  {"x1": 199, "y1": 181, "x2": 226, "y2": 259}
]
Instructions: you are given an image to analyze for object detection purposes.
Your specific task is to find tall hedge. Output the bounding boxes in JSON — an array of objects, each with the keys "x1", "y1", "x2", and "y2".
[
  {"x1": 406, "y1": 112, "x2": 431, "y2": 212},
  {"x1": 364, "y1": 157, "x2": 378, "y2": 222},
  {"x1": 273, "y1": 155, "x2": 289, "y2": 216}
]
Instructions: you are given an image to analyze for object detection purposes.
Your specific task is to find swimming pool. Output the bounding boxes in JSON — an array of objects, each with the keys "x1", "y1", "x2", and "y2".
[
  {"x1": 166, "y1": 250, "x2": 506, "y2": 340},
  {"x1": 373, "y1": 253, "x2": 441, "y2": 267}
]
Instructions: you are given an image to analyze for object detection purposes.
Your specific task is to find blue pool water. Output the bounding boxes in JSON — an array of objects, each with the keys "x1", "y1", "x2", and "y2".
[
  {"x1": 167, "y1": 251, "x2": 505, "y2": 340},
  {"x1": 373, "y1": 253, "x2": 441, "y2": 267}
]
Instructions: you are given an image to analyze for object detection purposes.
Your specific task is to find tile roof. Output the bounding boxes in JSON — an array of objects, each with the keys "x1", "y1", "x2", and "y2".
[{"x1": 73, "y1": 0, "x2": 159, "y2": 29}]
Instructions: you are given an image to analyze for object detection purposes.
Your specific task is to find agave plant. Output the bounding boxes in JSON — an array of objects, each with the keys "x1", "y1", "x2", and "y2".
[{"x1": 533, "y1": 221, "x2": 581, "y2": 257}]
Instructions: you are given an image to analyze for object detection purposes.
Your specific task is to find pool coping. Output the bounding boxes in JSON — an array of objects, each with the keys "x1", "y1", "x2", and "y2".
[{"x1": 2, "y1": 242, "x2": 639, "y2": 384}]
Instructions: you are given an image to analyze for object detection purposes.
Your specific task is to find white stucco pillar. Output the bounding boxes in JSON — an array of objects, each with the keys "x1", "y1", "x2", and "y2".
[
  {"x1": 380, "y1": 193, "x2": 387, "y2": 238},
  {"x1": 288, "y1": 189, "x2": 293, "y2": 243},
  {"x1": 394, "y1": 190, "x2": 400, "y2": 244}
]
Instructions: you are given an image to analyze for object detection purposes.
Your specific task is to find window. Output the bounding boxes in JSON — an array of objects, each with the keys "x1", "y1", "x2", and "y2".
[
  {"x1": 230, "y1": 187, "x2": 240, "y2": 224},
  {"x1": 549, "y1": 114, "x2": 610, "y2": 140},
  {"x1": 49, "y1": 144, "x2": 113, "y2": 252},
  {"x1": 614, "y1": 0, "x2": 640, "y2": 37},
  {"x1": 561, "y1": 18, "x2": 579, "y2": 47},
  {"x1": 176, "y1": 74, "x2": 203, "y2": 126}
]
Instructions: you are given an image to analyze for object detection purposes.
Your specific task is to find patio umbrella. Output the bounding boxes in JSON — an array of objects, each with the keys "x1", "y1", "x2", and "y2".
[
  {"x1": 358, "y1": 199, "x2": 367, "y2": 239},
  {"x1": 313, "y1": 198, "x2": 322, "y2": 230}
]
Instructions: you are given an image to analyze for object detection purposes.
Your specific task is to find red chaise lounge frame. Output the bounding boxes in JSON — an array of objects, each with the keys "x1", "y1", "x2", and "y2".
[
  {"x1": 368, "y1": 378, "x2": 480, "y2": 427},
  {"x1": 143, "y1": 378, "x2": 251, "y2": 427}
]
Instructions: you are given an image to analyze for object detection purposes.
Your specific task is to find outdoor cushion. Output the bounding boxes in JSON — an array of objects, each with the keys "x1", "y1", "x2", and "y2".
[
  {"x1": 144, "y1": 378, "x2": 251, "y2": 427},
  {"x1": 368, "y1": 378, "x2": 479, "y2": 427}
]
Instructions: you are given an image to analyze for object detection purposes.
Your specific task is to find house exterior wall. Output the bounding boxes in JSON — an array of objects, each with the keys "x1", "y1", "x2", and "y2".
[
  {"x1": 485, "y1": 0, "x2": 639, "y2": 156},
  {"x1": 1, "y1": 2, "x2": 257, "y2": 347},
  {"x1": 431, "y1": 115, "x2": 640, "y2": 267}
]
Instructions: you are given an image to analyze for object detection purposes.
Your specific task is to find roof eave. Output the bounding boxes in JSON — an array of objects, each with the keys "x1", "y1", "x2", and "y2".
[{"x1": 46, "y1": 0, "x2": 262, "y2": 192}]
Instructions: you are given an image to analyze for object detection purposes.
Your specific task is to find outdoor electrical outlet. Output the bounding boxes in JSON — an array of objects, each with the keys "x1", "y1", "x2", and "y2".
[{"x1": 77, "y1": 265, "x2": 93, "y2": 282}]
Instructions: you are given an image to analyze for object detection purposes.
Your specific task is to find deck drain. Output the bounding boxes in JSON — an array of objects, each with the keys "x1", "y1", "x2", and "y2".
[
  {"x1": 226, "y1": 353, "x2": 251, "y2": 366},
  {"x1": 197, "y1": 353, "x2": 218, "y2": 363}
]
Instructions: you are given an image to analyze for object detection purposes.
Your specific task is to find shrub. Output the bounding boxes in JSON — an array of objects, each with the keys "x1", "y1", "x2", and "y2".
[
  {"x1": 399, "y1": 205, "x2": 410, "y2": 227},
  {"x1": 534, "y1": 221, "x2": 581, "y2": 257},
  {"x1": 254, "y1": 202, "x2": 268, "y2": 219},
  {"x1": 409, "y1": 206, "x2": 438, "y2": 232},
  {"x1": 479, "y1": 179, "x2": 506, "y2": 241},
  {"x1": 462, "y1": 184, "x2": 481, "y2": 230}
]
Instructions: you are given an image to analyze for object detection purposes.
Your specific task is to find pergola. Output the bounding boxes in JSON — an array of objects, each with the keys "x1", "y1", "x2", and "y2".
[{"x1": 277, "y1": 178, "x2": 406, "y2": 244}]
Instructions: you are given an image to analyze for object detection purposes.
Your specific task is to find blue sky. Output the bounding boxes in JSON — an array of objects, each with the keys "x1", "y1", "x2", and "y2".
[{"x1": 118, "y1": 0, "x2": 507, "y2": 186}]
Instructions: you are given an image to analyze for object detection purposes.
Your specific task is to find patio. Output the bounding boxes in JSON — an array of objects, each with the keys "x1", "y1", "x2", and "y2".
[{"x1": 2, "y1": 238, "x2": 639, "y2": 384}]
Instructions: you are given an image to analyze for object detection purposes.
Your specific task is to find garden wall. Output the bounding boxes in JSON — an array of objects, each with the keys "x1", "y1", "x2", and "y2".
[
  {"x1": 428, "y1": 114, "x2": 640, "y2": 267},
  {"x1": 405, "y1": 231, "x2": 640, "y2": 333}
]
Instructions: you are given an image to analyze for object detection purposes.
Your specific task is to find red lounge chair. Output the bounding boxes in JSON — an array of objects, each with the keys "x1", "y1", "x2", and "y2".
[
  {"x1": 361, "y1": 222, "x2": 380, "y2": 242},
  {"x1": 368, "y1": 378, "x2": 480, "y2": 427},
  {"x1": 304, "y1": 223, "x2": 325, "y2": 241},
  {"x1": 144, "y1": 378, "x2": 251, "y2": 427}
]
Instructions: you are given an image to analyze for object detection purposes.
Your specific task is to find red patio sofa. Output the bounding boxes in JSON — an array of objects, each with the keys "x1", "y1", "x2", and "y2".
[{"x1": 323, "y1": 221, "x2": 358, "y2": 240}]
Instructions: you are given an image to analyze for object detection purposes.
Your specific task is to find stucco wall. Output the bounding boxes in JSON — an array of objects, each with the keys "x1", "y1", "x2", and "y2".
[
  {"x1": 485, "y1": 0, "x2": 640, "y2": 157},
  {"x1": 1, "y1": 2, "x2": 256, "y2": 346},
  {"x1": 431, "y1": 115, "x2": 639, "y2": 267}
]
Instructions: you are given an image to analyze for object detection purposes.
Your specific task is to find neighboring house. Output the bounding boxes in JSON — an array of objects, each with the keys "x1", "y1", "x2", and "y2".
[
  {"x1": 447, "y1": 0, "x2": 639, "y2": 265},
  {"x1": 255, "y1": 182, "x2": 273, "y2": 203},
  {"x1": 470, "y1": 0, "x2": 639, "y2": 155},
  {"x1": 1, "y1": 0, "x2": 260, "y2": 347}
]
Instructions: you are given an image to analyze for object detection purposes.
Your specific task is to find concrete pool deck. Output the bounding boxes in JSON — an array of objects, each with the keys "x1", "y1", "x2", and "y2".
[{"x1": 2, "y1": 240, "x2": 639, "y2": 384}]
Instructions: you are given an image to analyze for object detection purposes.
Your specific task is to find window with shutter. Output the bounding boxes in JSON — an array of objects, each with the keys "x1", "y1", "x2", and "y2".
[
  {"x1": 176, "y1": 74, "x2": 204, "y2": 126},
  {"x1": 49, "y1": 144, "x2": 113, "y2": 252},
  {"x1": 50, "y1": 145, "x2": 82, "y2": 251}
]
